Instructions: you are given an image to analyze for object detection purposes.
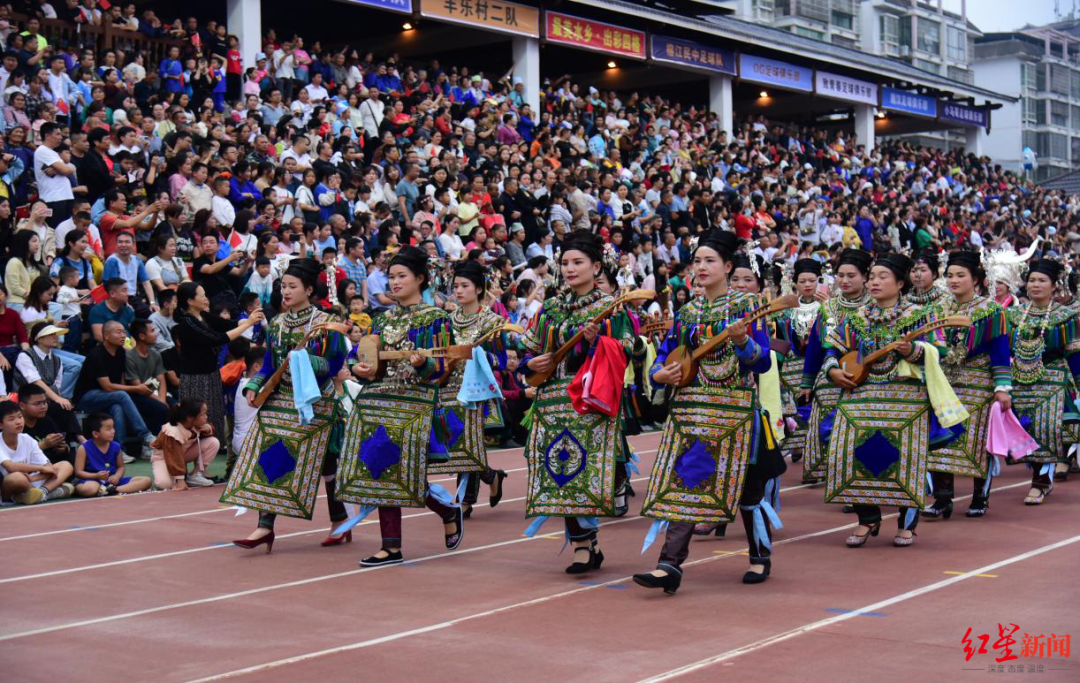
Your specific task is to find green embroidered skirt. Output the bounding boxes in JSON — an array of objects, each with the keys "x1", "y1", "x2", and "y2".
[
  {"x1": 931, "y1": 359, "x2": 993, "y2": 478},
  {"x1": 1012, "y1": 359, "x2": 1075, "y2": 465},
  {"x1": 779, "y1": 353, "x2": 808, "y2": 451},
  {"x1": 640, "y1": 384, "x2": 756, "y2": 525},
  {"x1": 427, "y1": 384, "x2": 487, "y2": 475},
  {"x1": 803, "y1": 384, "x2": 841, "y2": 483},
  {"x1": 336, "y1": 383, "x2": 438, "y2": 508},
  {"x1": 825, "y1": 379, "x2": 929, "y2": 508},
  {"x1": 525, "y1": 378, "x2": 621, "y2": 518},
  {"x1": 220, "y1": 384, "x2": 339, "y2": 519}
]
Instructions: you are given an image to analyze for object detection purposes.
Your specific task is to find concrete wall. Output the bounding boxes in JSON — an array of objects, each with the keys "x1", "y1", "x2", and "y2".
[{"x1": 973, "y1": 56, "x2": 1022, "y2": 171}]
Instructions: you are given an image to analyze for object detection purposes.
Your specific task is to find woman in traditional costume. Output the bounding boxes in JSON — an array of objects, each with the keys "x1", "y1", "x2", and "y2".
[
  {"x1": 921, "y1": 251, "x2": 1011, "y2": 519},
  {"x1": 823, "y1": 253, "x2": 951, "y2": 548},
  {"x1": 775, "y1": 258, "x2": 824, "y2": 463},
  {"x1": 444, "y1": 260, "x2": 510, "y2": 518},
  {"x1": 906, "y1": 250, "x2": 948, "y2": 319},
  {"x1": 1006, "y1": 258, "x2": 1080, "y2": 505},
  {"x1": 225, "y1": 258, "x2": 348, "y2": 553},
  {"x1": 633, "y1": 231, "x2": 782, "y2": 595},
  {"x1": 521, "y1": 230, "x2": 634, "y2": 574},
  {"x1": 692, "y1": 249, "x2": 787, "y2": 539},
  {"x1": 345, "y1": 246, "x2": 465, "y2": 566},
  {"x1": 800, "y1": 249, "x2": 872, "y2": 485}
]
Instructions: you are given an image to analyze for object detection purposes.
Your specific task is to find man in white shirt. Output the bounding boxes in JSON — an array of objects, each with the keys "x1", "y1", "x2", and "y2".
[
  {"x1": 359, "y1": 88, "x2": 385, "y2": 139},
  {"x1": 271, "y1": 42, "x2": 296, "y2": 99},
  {"x1": 0, "y1": 52, "x2": 17, "y2": 93},
  {"x1": 211, "y1": 176, "x2": 235, "y2": 228},
  {"x1": 290, "y1": 88, "x2": 314, "y2": 126},
  {"x1": 303, "y1": 72, "x2": 329, "y2": 103},
  {"x1": 33, "y1": 122, "x2": 75, "y2": 227},
  {"x1": 279, "y1": 135, "x2": 312, "y2": 182}
]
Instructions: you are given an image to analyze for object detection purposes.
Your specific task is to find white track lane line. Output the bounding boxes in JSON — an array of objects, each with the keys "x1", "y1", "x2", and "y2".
[
  {"x1": 0, "y1": 465, "x2": 780, "y2": 585},
  {"x1": 0, "y1": 503, "x2": 652, "y2": 643},
  {"x1": 638, "y1": 533, "x2": 1080, "y2": 682},
  {"x1": 0, "y1": 448, "x2": 659, "y2": 543},
  {"x1": 184, "y1": 481, "x2": 1037, "y2": 682}
]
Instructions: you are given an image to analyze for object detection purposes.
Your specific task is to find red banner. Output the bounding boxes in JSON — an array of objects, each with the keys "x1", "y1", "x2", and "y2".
[{"x1": 544, "y1": 11, "x2": 645, "y2": 59}]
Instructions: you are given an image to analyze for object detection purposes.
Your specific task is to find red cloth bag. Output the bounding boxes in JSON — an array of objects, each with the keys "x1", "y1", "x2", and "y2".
[{"x1": 568, "y1": 336, "x2": 627, "y2": 417}]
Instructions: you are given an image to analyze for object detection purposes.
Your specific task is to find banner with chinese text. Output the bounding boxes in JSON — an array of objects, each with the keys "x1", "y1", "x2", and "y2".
[
  {"x1": 650, "y1": 35, "x2": 736, "y2": 75},
  {"x1": 545, "y1": 11, "x2": 645, "y2": 59},
  {"x1": 421, "y1": 0, "x2": 539, "y2": 38}
]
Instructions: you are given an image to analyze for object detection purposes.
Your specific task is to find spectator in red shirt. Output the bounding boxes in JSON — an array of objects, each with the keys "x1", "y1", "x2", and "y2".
[
  {"x1": 98, "y1": 189, "x2": 162, "y2": 256},
  {"x1": 733, "y1": 200, "x2": 755, "y2": 240},
  {"x1": 0, "y1": 284, "x2": 30, "y2": 372}
]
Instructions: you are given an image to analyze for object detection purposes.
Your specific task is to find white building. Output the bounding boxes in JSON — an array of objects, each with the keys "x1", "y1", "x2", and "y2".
[{"x1": 974, "y1": 22, "x2": 1080, "y2": 181}]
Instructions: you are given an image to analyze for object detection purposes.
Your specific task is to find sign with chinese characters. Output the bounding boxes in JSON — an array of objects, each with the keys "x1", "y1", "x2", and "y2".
[
  {"x1": 881, "y1": 86, "x2": 936, "y2": 118},
  {"x1": 962, "y1": 623, "x2": 1070, "y2": 673},
  {"x1": 738, "y1": 54, "x2": 812, "y2": 92},
  {"x1": 544, "y1": 11, "x2": 646, "y2": 59},
  {"x1": 650, "y1": 35, "x2": 736, "y2": 75},
  {"x1": 814, "y1": 70, "x2": 877, "y2": 105},
  {"x1": 346, "y1": 0, "x2": 412, "y2": 14},
  {"x1": 939, "y1": 100, "x2": 988, "y2": 129},
  {"x1": 420, "y1": 0, "x2": 539, "y2": 38}
]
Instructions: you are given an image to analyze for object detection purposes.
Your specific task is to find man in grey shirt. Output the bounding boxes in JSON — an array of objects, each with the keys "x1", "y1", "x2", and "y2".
[
  {"x1": 147, "y1": 290, "x2": 178, "y2": 352},
  {"x1": 124, "y1": 319, "x2": 168, "y2": 435}
]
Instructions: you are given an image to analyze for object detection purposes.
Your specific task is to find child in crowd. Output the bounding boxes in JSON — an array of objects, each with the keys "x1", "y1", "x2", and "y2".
[
  {"x1": 229, "y1": 347, "x2": 264, "y2": 477},
  {"x1": 150, "y1": 398, "x2": 220, "y2": 490},
  {"x1": 0, "y1": 400, "x2": 74, "y2": 504},
  {"x1": 73, "y1": 413, "x2": 152, "y2": 496},
  {"x1": 237, "y1": 292, "x2": 264, "y2": 343},
  {"x1": 244, "y1": 256, "x2": 274, "y2": 308}
]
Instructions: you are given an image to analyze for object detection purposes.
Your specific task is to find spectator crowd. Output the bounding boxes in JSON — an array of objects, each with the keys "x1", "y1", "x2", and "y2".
[{"x1": 0, "y1": 3, "x2": 1076, "y2": 506}]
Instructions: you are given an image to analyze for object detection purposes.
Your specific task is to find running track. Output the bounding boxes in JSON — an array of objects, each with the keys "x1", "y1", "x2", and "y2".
[{"x1": 1, "y1": 431, "x2": 1076, "y2": 681}]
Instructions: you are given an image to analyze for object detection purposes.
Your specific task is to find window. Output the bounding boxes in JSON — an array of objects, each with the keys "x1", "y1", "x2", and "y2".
[
  {"x1": 833, "y1": 35, "x2": 858, "y2": 49},
  {"x1": 1072, "y1": 137, "x2": 1080, "y2": 164},
  {"x1": 1037, "y1": 62, "x2": 1047, "y2": 91},
  {"x1": 831, "y1": 11, "x2": 854, "y2": 31},
  {"x1": 880, "y1": 14, "x2": 899, "y2": 55},
  {"x1": 794, "y1": 26, "x2": 826, "y2": 40},
  {"x1": 947, "y1": 66, "x2": 972, "y2": 84},
  {"x1": 1052, "y1": 100, "x2": 1069, "y2": 126},
  {"x1": 1051, "y1": 64, "x2": 1069, "y2": 95},
  {"x1": 899, "y1": 15, "x2": 912, "y2": 52},
  {"x1": 947, "y1": 26, "x2": 966, "y2": 62},
  {"x1": 1071, "y1": 70, "x2": 1080, "y2": 99},
  {"x1": 798, "y1": 0, "x2": 830, "y2": 23},
  {"x1": 918, "y1": 20, "x2": 941, "y2": 55},
  {"x1": 1035, "y1": 99, "x2": 1048, "y2": 125},
  {"x1": 915, "y1": 58, "x2": 940, "y2": 74},
  {"x1": 1022, "y1": 63, "x2": 1038, "y2": 92},
  {"x1": 1050, "y1": 132, "x2": 1068, "y2": 159},
  {"x1": 1072, "y1": 105, "x2": 1080, "y2": 127},
  {"x1": 1023, "y1": 98, "x2": 1040, "y2": 124},
  {"x1": 753, "y1": 0, "x2": 774, "y2": 22}
]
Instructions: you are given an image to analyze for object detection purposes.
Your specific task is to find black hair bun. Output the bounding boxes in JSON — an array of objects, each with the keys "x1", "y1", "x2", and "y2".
[
  {"x1": 560, "y1": 229, "x2": 603, "y2": 263},
  {"x1": 389, "y1": 246, "x2": 431, "y2": 289},
  {"x1": 283, "y1": 257, "x2": 322, "y2": 290},
  {"x1": 454, "y1": 259, "x2": 487, "y2": 292}
]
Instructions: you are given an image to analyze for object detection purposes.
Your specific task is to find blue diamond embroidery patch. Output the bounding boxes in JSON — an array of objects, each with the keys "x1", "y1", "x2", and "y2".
[
  {"x1": 360, "y1": 426, "x2": 402, "y2": 480},
  {"x1": 258, "y1": 440, "x2": 296, "y2": 485},
  {"x1": 444, "y1": 409, "x2": 465, "y2": 448},
  {"x1": 854, "y1": 430, "x2": 900, "y2": 479},
  {"x1": 544, "y1": 429, "x2": 587, "y2": 488},
  {"x1": 674, "y1": 440, "x2": 714, "y2": 490}
]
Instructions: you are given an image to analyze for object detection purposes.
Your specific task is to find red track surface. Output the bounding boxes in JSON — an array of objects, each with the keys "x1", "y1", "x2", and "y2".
[{"x1": 1, "y1": 431, "x2": 1077, "y2": 682}]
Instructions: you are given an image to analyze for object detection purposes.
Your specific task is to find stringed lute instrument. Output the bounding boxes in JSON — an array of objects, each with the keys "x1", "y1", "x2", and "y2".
[
  {"x1": 526, "y1": 288, "x2": 656, "y2": 388},
  {"x1": 838, "y1": 315, "x2": 972, "y2": 386},
  {"x1": 665, "y1": 294, "x2": 799, "y2": 389}
]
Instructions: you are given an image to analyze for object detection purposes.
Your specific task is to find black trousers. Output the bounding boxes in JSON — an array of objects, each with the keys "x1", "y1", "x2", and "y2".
[
  {"x1": 930, "y1": 471, "x2": 992, "y2": 505},
  {"x1": 656, "y1": 462, "x2": 771, "y2": 571},
  {"x1": 459, "y1": 467, "x2": 497, "y2": 506},
  {"x1": 853, "y1": 504, "x2": 920, "y2": 531}
]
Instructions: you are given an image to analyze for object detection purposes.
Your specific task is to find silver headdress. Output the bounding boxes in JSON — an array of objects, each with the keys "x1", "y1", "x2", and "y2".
[
  {"x1": 741, "y1": 239, "x2": 761, "y2": 278},
  {"x1": 982, "y1": 237, "x2": 1040, "y2": 296}
]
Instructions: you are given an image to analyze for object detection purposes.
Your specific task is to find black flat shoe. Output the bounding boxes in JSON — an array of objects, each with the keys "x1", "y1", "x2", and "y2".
[
  {"x1": 920, "y1": 500, "x2": 953, "y2": 520},
  {"x1": 790, "y1": 450, "x2": 803, "y2": 463},
  {"x1": 633, "y1": 567, "x2": 682, "y2": 594},
  {"x1": 742, "y1": 559, "x2": 771, "y2": 584},
  {"x1": 360, "y1": 549, "x2": 403, "y2": 566},
  {"x1": 566, "y1": 541, "x2": 604, "y2": 574},
  {"x1": 461, "y1": 503, "x2": 473, "y2": 520},
  {"x1": 965, "y1": 500, "x2": 989, "y2": 517},
  {"x1": 614, "y1": 480, "x2": 633, "y2": 517},
  {"x1": 842, "y1": 505, "x2": 856, "y2": 514},
  {"x1": 489, "y1": 470, "x2": 508, "y2": 508},
  {"x1": 444, "y1": 507, "x2": 464, "y2": 550}
]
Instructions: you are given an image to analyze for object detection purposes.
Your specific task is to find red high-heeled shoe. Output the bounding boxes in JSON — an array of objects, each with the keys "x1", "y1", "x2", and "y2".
[
  {"x1": 320, "y1": 530, "x2": 353, "y2": 547},
  {"x1": 233, "y1": 531, "x2": 275, "y2": 553}
]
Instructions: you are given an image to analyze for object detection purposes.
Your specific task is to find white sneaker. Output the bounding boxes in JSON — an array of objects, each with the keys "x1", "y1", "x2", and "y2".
[
  {"x1": 122, "y1": 453, "x2": 136, "y2": 464},
  {"x1": 185, "y1": 472, "x2": 214, "y2": 487},
  {"x1": 140, "y1": 444, "x2": 154, "y2": 461}
]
